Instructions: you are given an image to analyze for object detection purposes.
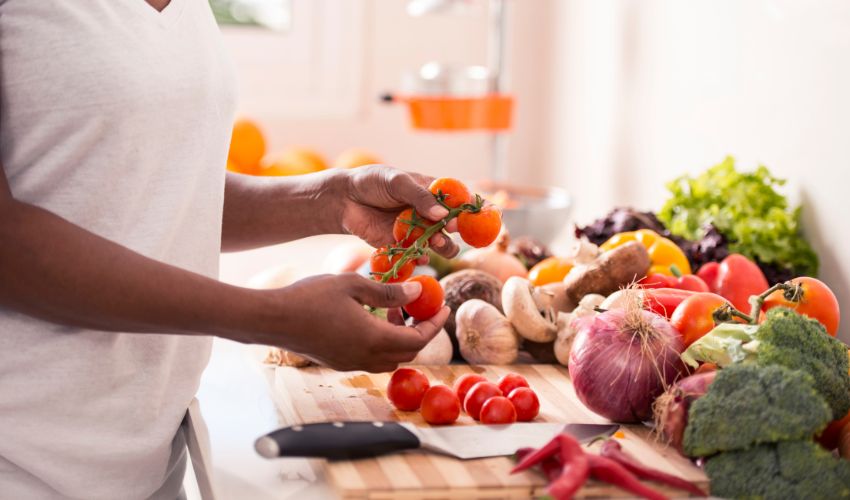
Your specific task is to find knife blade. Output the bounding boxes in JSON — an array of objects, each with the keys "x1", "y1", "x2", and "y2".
[{"x1": 255, "y1": 421, "x2": 618, "y2": 461}]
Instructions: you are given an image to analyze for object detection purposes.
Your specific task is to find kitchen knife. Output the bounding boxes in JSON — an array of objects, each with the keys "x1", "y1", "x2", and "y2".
[{"x1": 255, "y1": 422, "x2": 618, "y2": 460}]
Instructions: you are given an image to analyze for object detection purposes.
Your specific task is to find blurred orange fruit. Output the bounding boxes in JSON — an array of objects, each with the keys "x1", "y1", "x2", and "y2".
[
  {"x1": 259, "y1": 147, "x2": 328, "y2": 176},
  {"x1": 228, "y1": 119, "x2": 266, "y2": 173},
  {"x1": 334, "y1": 148, "x2": 382, "y2": 169},
  {"x1": 528, "y1": 257, "x2": 574, "y2": 286}
]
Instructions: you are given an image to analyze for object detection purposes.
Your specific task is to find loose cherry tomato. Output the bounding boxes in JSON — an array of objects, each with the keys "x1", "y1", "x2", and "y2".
[
  {"x1": 496, "y1": 373, "x2": 529, "y2": 396},
  {"x1": 392, "y1": 208, "x2": 435, "y2": 248},
  {"x1": 387, "y1": 368, "x2": 430, "y2": 411},
  {"x1": 402, "y1": 275, "x2": 444, "y2": 320},
  {"x1": 507, "y1": 387, "x2": 540, "y2": 422},
  {"x1": 761, "y1": 277, "x2": 840, "y2": 336},
  {"x1": 420, "y1": 385, "x2": 461, "y2": 425},
  {"x1": 670, "y1": 292, "x2": 730, "y2": 347},
  {"x1": 428, "y1": 178, "x2": 472, "y2": 209},
  {"x1": 528, "y1": 257, "x2": 573, "y2": 286},
  {"x1": 479, "y1": 396, "x2": 517, "y2": 424},
  {"x1": 457, "y1": 205, "x2": 502, "y2": 248},
  {"x1": 452, "y1": 373, "x2": 487, "y2": 406},
  {"x1": 369, "y1": 247, "x2": 414, "y2": 283},
  {"x1": 463, "y1": 381, "x2": 503, "y2": 420}
]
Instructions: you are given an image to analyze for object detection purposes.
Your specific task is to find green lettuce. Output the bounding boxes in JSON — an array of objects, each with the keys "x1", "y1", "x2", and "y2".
[{"x1": 658, "y1": 156, "x2": 818, "y2": 277}]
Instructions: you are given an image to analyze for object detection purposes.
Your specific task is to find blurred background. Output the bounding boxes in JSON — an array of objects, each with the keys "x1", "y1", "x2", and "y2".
[{"x1": 215, "y1": 0, "x2": 850, "y2": 338}]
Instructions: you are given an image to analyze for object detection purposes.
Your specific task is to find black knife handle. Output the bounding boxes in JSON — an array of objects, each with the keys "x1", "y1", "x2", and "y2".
[{"x1": 255, "y1": 422, "x2": 421, "y2": 460}]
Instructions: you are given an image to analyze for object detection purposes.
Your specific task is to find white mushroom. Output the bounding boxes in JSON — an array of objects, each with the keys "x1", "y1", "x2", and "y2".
[{"x1": 502, "y1": 276, "x2": 558, "y2": 343}]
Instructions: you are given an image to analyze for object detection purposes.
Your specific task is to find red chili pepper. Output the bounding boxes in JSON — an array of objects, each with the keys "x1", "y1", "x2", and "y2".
[
  {"x1": 587, "y1": 454, "x2": 669, "y2": 500},
  {"x1": 599, "y1": 440, "x2": 705, "y2": 497},
  {"x1": 515, "y1": 447, "x2": 563, "y2": 482},
  {"x1": 511, "y1": 435, "x2": 561, "y2": 474},
  {"x1": 547, "y1": 434, "x2": 590, "y2": 500},
  {"x1": 642, "y1": 288, "x2": 697, "y2": 318}
]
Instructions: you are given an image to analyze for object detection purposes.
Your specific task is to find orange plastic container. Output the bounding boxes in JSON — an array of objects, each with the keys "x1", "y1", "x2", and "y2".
[{"x1": 394, "y1": 94, "x2": 514, "y2": 131}]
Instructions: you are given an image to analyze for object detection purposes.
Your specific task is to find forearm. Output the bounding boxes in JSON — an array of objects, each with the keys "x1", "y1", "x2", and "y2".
[
  {"x1": 0, "y1": 199, "x2": 261, "y2": 337},
  {"x1": 221, "y1": 170, "x2": 345, "y2": 252}
]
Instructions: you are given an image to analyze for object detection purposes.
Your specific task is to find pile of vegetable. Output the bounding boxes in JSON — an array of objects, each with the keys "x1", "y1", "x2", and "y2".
[
  {"x1": 511, "y1": 432, "x2": 705, "y2": 500},
  {"x1": 577, "y1": 156, "x2": 819, "y2": 284},
  {"x1": 386, "y1": 368, "x2": 541, "y2": 425}
]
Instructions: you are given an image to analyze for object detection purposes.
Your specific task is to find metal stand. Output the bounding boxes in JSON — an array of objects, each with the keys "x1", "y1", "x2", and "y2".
[{"x1": 487, "y1": 0, "x2": 509, "y2": 181}]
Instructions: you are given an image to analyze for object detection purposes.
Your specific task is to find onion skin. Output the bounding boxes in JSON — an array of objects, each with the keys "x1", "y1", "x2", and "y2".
[{"x1": 568, "y1": 309, "x2": 686, "y2": 423}]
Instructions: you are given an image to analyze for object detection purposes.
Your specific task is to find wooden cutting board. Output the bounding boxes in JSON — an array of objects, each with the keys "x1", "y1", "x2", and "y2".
[{"x1": 270, "y1": 364, "x2": 707, "y2": 499}]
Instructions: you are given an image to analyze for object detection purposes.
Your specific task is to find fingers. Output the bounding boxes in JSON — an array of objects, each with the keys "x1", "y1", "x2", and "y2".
[
  {"x1": 389, "y1": 172, "x2": 448, "y2": 221},
  {"x1": 372, "y1": 306, "x2": 449, "y2": 353},
  {"x1": 346, "y1": 273, "x2": 422, "y2": 307},
  {"x1": 387, "y1": 307, "x2": 405, "y2": 326},
  {"x1": 428, "y1": 233, "x2": 459, "y2": 258}
]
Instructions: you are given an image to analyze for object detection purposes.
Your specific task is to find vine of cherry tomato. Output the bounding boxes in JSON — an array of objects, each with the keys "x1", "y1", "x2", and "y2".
[
  {"x1": 369, "y1": 247, "x2": 415, "y2": 283},
  {"x1": 392, "y1": 208, "x2": 435, "y2": 248},
  {"x1": 457, "y1": 205, "x2": 502, "y2": 248},
  {"x1": 402, "y1": 275, "x2": 444, "y2": 321}
]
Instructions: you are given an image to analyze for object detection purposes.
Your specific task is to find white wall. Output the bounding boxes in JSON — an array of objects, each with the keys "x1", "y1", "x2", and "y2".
[{"x1": 547, "y1": 0, "x2": 850, "y2": 340}]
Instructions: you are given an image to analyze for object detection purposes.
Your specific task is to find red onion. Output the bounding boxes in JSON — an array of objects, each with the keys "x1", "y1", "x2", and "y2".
[
  {"x1": 654, "y1": 371, "x2": 717, "y2": 453},
  {"x1": 568, "y1": 306, "x2": 685, "y2": 423}
]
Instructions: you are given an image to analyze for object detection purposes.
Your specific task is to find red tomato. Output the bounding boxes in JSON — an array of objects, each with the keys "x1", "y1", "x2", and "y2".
[
  {"x1": 762, "y1": 277, "x2": 840, "y2": 336},
  {"x1": 670, "y1": 292, "x2": 730, "y2": 347},
  {"x1": 402, "y1": 275, "x2": 444, "y2": 320},
  {"x1": 387, "y1": 368, "x2": 430, "y2": 411},
  {"x1": 713, "y1": 254, "x2": 769, "y2": 312},
  {"x1": 457, "y1": 205, "x2": 502, "y2": 248},
  {"x1": 818, "y1": 410, "x2": 850, "y2": 450},
  {"x1": 479, "y1": 396, "x2": 517, "y2": 424},
  {"x1": 507, "y1": 387, "x2": 540, "y2": 422},
  {"x1": 420, "y1": 385, "x2": 461, "y2": 425},
  {"x1": 369, "y1": 247, "x2": 414, "y2": 283},
  {"x1": 392, "y1": 208, "x2": 435, "y2": 248},
  {"x1": 463, "y1": 381, "x2": 503, "y2": 420},
  {"x1": 428, "y1": 178, "x2": 472, "y2": 209},
  {"x1": 452, "y1": 373, "x2": 487, "y2": 406},
  {"x1": 497, "y1": 373, "x2": 529, "y2": 397}
]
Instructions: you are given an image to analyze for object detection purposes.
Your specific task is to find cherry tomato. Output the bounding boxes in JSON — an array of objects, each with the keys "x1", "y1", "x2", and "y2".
[
  {"x1": 369, "y1": 247, "x2": 414, "y2": 283},
  {"x1": 452, "y1": 373, "x2": 487, "y2": 406},
  {"x1": 761, "y1": 277, "x2": 840, "y2": 336},
  {"x1": 402, "y1": 275, "x2": 444, "y2": 320},
  {"x1": 528, "y1": 257, "x2": 573, "y2": 286},
  {"x1": 496, "y1": 373, "x2": 529, "y2": 396},
  {"x1": 387, "y1": 368, "x2": 430, "y2": 411},
  {"x1": 457, "y1": 205, "x2": 502, "y2": 248},
  {"x1": 507, "y1": 387, "x2": 540, "y2": 422},
  {"x1": 670, "y1": 292, "x2": 730, "y2": 347},
  {"x1": 428, "y1": 178, "x2": 472, "y2": 209},
  {"x1": 463, "y1": 381, "x2": 503, "y2": 420},
  {"x1": 420, "y1": 385, "x2": 461, "y2": 425},
  {"x1": 392, "y1": 208, "x2": 435, "y2": 248},
  {"x1": 479, "y1": 396, "x2": 517, "y2": 424}
]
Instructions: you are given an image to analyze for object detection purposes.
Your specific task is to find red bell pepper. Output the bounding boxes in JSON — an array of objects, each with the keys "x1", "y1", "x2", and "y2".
[
  {"x1": 697, "y1": 254, "x2": 768, "y2": 313},
  {"x1": 642, "y1": 264, "x2": 709, "y2": 293},
  {"x1": 642, "y1": 288, "x2": 697, "y2": 319}
]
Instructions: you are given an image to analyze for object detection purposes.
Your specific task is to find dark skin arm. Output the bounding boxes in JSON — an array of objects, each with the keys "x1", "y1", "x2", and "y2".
[{"x1": 0, "y1": 164, "x2": 451, "y2": 372}]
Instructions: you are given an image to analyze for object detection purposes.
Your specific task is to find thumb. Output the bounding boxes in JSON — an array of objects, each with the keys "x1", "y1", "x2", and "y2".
[
  {"x1": 392, "y1": 174, "x2": 448, "y2": 221},
  {"x1": 350, "y1": 276, "x2": 422, "y2": 308}
]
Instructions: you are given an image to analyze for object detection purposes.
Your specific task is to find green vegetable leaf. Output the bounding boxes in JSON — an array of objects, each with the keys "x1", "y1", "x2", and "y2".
[
  {"x1": 681, "y1": 323, "x2": 759, "y2": 368},
  {"x1": 658, "y1": 156, "x2": 818, "y2": 276}
]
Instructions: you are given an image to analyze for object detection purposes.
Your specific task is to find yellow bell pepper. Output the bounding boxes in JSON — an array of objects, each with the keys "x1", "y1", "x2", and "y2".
[{"x1": 600, "y1": 229, "x2": 691, "y2": 276}]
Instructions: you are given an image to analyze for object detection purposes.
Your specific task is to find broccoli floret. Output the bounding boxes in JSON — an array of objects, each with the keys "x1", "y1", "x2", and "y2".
[
  {"x1": 756, "y1": 307, "x2": 850, "y2": 420},
  {"x1": 705, "y1": 440, "x2": 850, "y2": 499},
  {"x1": 683, "y1": 364, "x2": 831, "y2": 457}
]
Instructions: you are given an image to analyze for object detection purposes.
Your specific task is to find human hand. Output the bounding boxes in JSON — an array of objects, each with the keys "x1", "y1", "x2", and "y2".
[
  {"x1": 246, "y1": 273, "x2": 449, "y2": 372},
  {"x1": 336, "y1": 165, "x2": 460, "y2": 258}
]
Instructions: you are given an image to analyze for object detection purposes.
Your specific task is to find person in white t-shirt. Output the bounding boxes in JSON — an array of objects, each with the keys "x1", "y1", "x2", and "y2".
[{"x1": 0, "y1": 0, "x2": 455, "y2": 498}]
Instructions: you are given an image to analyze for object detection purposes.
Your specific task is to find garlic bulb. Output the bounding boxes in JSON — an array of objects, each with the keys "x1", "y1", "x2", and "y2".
[
  {"x1": 456, "y1": 299, "x2": 520, "y2": 365},
  {"x1": 553, "y1": 294, "x2": 605, "y2": 366},
  {"x1": 408, "y1": 329, "x2": 453, "y2": 365}
]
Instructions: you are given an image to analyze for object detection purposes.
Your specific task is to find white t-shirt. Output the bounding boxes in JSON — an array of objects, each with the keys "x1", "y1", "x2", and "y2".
[{"x1": 0, "y1": 1, "x2": 236, "y2": 498}]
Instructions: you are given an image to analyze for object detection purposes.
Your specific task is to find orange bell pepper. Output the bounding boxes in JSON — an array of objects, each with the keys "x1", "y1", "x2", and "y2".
[{"x1": 600, "y1": 229, "x2": 691, "y2": 276}]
